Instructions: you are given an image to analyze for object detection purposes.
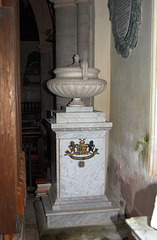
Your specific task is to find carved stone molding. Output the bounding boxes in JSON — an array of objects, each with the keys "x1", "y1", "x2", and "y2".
[
  {"x1": 50, "y1": 0, "x2": 75, "y2": 7},
  {"x1": 53, "y1": 127, "x2": 112, "y2": 132},
  {"x1": 75, "y1": 0, "x2": 92, "y2": 3},
  {"x1": 50, "y1": 0, "x2": 92, "y2": 7}
]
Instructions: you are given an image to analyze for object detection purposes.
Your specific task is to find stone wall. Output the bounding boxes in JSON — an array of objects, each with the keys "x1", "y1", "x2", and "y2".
[{"x1": 107, "y1": 0, "x2": 157, "y2": 217}]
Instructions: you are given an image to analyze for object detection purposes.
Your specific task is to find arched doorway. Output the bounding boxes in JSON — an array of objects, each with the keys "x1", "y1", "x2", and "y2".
[
  {"x1": 20, "y1": 0, "x2": 55, "y2": 120},
  {"x1": 20, "y1": 0, "x2": 55, "y2": 193}
]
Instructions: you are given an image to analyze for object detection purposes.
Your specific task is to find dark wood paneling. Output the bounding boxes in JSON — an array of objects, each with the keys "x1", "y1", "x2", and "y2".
[
  {"x1": 0, "y1": 0, "x2": 22, "y2": 234},
  {"x1": 0, "y1": 0, "x2": 11, "y2": 7}
]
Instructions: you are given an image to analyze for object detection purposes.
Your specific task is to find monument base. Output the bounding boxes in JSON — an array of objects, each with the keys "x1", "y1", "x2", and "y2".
[
  {"x1": 39, "y1": 109, "x2": 119, "y2": 229},
  {"x1": 40, "y1": 194, "x2": 119, "y2": 229}
]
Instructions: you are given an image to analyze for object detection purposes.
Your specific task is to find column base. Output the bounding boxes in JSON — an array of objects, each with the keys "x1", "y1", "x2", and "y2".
[{"x1": 39, "y1": 194, "x2": 119, "y2": 229}]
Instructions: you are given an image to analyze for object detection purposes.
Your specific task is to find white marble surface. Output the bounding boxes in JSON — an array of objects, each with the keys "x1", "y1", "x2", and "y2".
[
  {"x1": 50, "y1": 111, "x2": 112, "y2": 201},
  {"x1": 150, "y1": 195, "x2": 157, "y2": 230},
  {"x1": 52, "y1": 195, "x2": 111, "y2": 211},
  {"x1": 66, "y1": 106, "x2": 93, "y2": 112},
  {"x1": 49, "y1": 110, "x2": 112, "y2": 132},
  {"x1": 56, "y1": 130, "x2": 107, "y2": 140},
  {"x1": 51, "y1": 121, "x2": 112, "y2": 132},
  {"x1": 55, "y1": 111, "x2": 106, "y2": 123},
  {"x1": 45, "y1": 110, "x2": 117, "y2": 228},
  {"x1": 59, "y1": 137, "x2": 106, "y2": 198},
  {"x1": 47, "y1": 57, "x2": 106, "y2": 106},
  {"x1": 46, "y1": 207, "x2": 118, "y2": 228},
  {"x1": 126, "y1": 216, "x2": 157, "y2": 240},
  {"x1": 42, "y1": 195, "x2": 119, "y2": 229}
]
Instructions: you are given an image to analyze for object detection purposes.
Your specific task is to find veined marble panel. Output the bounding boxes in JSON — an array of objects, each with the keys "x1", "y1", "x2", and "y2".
[
  {"x1": 55, "y1": 111, "x2": 106, "y2": 123},
  {"x1": 48, "y1": 110, "x2": 112, "y2": 132},
  {"x1": 52, "y1": 195, "x2": 111, "y2": 211},
  {"x1": 44, "y1": 109, "x2": 117, "y2": 229},
  {"x1": 41, "y1": 195, "x2": 119, "y2": 229},
  {"x1": 66, "y1": 106, "x2": 93, "y2": 112},
  {"x1": 46, "y1": 209, "x2": 119, "y2": 228},
  {"x1": 58, "y1": 137, "x2": 106, "y2": 198},
  {"x1": 56, "y1": 130, "x2": 107, "y2": 140}
]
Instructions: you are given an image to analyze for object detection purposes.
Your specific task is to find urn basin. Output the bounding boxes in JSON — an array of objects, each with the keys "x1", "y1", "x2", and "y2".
[{"x1": 47, "y1": 55, "x2": 107, "y2": 107}]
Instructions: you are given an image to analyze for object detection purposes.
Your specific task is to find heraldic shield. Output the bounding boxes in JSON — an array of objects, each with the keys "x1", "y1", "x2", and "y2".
[{"x1": 65, "y1": 139, "x2": 99, "y2": 160}]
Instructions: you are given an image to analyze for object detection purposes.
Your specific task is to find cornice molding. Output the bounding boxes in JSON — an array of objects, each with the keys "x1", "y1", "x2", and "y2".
[
  {"x1": 50, "y1": 0, "x2": 75, "y2": 7},
  {"x1": 75, "y1": 0, "x2": 92, "y2": 3},
  {"x1": 53, "y1": 127, "x2": 112, "y2": 133},
  {"x1": 50, "y1": 0, "x2": 92, "y2": 7}
]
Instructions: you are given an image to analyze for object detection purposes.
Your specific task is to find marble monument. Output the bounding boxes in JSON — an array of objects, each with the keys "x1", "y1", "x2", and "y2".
[{"x1": 41, "y1": 55, "x2": 119, "y2": 228}]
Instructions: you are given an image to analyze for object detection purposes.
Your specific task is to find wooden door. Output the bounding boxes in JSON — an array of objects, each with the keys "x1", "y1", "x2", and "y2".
[{"x1": 0, "y1": 0, "x2": 25, "y2": 235}]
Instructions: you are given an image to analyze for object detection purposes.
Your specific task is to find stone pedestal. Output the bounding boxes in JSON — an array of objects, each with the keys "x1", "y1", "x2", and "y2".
[{"x1": 41, "y1": 107, "x2": 119, "y2": 228}]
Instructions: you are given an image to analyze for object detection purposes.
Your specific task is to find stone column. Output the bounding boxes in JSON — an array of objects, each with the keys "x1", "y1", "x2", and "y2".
[
  {"x1": 76, "y1": 0, "x2": 94, "y2": 106},
  {"x1": 39, "y1": 43, "x2": 54, "y2": 118},
  {"x1": 51, "y1": 0, "x2": 77, "y2": 109},
  {"x1": 51, "y1": 0, "x2": 94, "y2": 109},
  {"x1": 76, "y1": 0, "x2": 94, "y2": 67},
  {"x1": 52, "y1": 0, "x2": 77, "y2": 67}
]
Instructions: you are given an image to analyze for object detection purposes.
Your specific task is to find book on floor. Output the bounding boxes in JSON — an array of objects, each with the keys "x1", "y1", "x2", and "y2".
[{"x1": 35, "y1": 178, "x2": 51, "y2": 197}]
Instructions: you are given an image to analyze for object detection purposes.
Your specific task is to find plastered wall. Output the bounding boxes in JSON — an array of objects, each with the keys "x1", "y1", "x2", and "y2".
[
  {"x1": 94, "y1": 0, "x2": 111, "y2": 183},
  {"x1": 107, "y1": 0, "x2": 157, "y2": 217},
  {"x1": 94, "y1": 0, "x2": 111, "y2": 119}
]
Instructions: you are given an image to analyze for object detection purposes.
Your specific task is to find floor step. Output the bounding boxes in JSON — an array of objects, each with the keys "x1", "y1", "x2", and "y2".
[
  {"x1": 34, "y1": 198, "x2": 128, "y2": 240},
  {"x1": 37, "y1": 195, "x2": 120, "y2": 229}
]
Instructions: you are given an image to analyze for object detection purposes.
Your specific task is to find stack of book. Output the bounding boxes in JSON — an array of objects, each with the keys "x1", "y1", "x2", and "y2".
[{"x1": 35, "y1": 178, "x2": 51, "y2": 197}]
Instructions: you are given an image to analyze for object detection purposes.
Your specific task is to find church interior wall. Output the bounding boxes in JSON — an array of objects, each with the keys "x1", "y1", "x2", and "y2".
[{"x1": 107, "y1": 0, "x2": 157, "y2": 218}]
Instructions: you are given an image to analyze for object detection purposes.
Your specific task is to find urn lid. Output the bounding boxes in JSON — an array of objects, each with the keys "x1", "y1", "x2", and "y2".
[
  {"x1": 67, "y1": 54, "x2": 80, "y2": 67},
  {"x1": 53, "y1": 54, "x2": 100, "y2": 80}
]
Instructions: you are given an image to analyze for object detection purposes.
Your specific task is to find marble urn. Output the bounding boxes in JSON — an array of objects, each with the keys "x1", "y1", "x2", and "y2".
[{"x1": 47, "y1": 54, "x2": 107, "y2": 106}]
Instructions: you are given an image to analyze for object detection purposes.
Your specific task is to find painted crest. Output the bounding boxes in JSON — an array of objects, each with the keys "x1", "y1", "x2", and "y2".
[{"x1": 65, "y1": 139, "x2": 99, "y2": 160}]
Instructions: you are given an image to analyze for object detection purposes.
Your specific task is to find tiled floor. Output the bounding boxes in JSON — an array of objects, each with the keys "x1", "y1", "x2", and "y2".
[{"x1": 24, "y1": 197, "x2": 39, "y2": 240}]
